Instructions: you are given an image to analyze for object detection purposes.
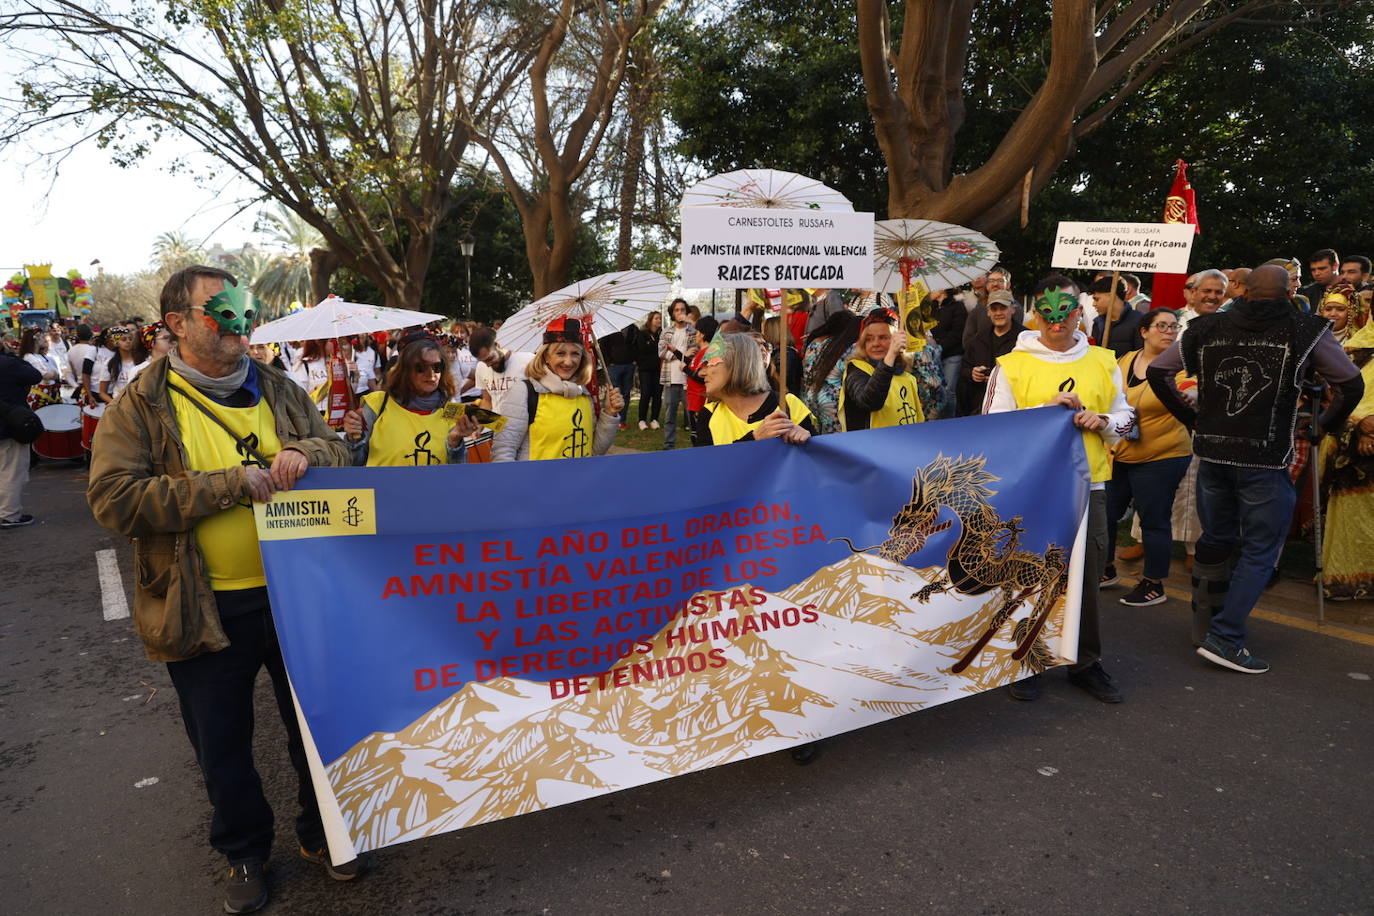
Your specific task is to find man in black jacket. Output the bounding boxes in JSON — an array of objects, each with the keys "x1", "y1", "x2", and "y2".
[
  {"x1": 0, "y1": 350, "x2": 42, "y2": 528},
  {"x1": 1148, "y1": 263, "x2": 1363, "y2": 674},
  {"x1": 930, "y1": 289, "x2": 966, "y2": 416},
  {"x1": 1298, "y1": 247, "x2": 1340, "y2": 312},
  {"x1": 959, "y1": 290, "x2": 1023, "y2": 415}
]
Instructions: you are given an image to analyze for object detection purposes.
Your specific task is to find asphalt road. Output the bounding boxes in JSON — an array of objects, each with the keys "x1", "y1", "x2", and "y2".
[{"x1": 3, "y1": 460, "x2": 1372, "y2": 916}]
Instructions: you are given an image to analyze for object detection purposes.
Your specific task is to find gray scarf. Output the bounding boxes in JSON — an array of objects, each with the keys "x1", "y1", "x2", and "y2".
[
  {"x1": 405, "y1": 390, "x2": 448, "y2": 412},
  {"x1": 169, "y1": 347, "x2": 250, "y2": 399}
]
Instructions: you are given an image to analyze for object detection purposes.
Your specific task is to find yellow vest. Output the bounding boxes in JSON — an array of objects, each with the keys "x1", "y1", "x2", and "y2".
[
  {"x1": 837, "y1": 359, "x2": 925, "y2": 430},
  {"x1": 529, "y1": 388, "x2": 594, "y2": 461},
  {"x1": 996, "y1": 347, "x2": 1119, "y2": 483},
  {"x1": 704, "y1": 393, "x2": 813, "y2": 445},
  {"x1": 361, "y1": 390, "x2": 456, "y2": 466},
  {"x1": 168, "y1": 371, "x2": 282, "y2": 590}
]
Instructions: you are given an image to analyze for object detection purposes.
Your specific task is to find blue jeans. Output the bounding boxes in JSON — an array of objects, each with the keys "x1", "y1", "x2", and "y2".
[
  {"x1": 608, "y1": 363, "x2": 635, "y2": 419},
  {"x1": 941, "y1": 355, "x2": 962, "y2": 417},
  {"x1": 1195, "y1": 460, "x2": 1297, "y2": 647},
  {"x1": 1105, "y1": 455, "x2": 1191, "y2": 580},
  {"x1": 663, "y1": 383, "x2": 684, "y2": 448}
]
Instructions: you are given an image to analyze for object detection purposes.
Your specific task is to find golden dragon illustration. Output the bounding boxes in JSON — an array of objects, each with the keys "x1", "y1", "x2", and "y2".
[{"x1": 833, "y1": 454, "x2": 1069, "y2": 673}]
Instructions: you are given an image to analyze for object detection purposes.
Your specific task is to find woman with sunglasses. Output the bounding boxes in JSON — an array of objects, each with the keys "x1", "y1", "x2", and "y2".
[
  {"x1": 342, "y1": 336, "x2": 477, "y2": 466},
  {"x1": 1104, "y1": 308, "x2": 1193, "y2": 607},
  {"x1": 491, "y1": 316, "x2": 624, "y2": 462},
  {"x1": 93, "y1": 326, "x2": 148, "y2": 407}
]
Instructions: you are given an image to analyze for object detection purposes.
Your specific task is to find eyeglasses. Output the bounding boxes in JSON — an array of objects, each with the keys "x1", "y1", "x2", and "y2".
[
  {"x1": 1152, "y1": 323, "x2": 1180, "y2": 331},
  {"x1": 414, "y1": 361, "x2": 444, "y2": 374}
]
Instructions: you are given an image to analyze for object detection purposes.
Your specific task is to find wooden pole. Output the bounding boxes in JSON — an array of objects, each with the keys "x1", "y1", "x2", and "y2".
[
  {"x1": 1102, "y1": 269, "x2": 1121, "y2": 347},
  {"x1": 776, "y1": 291, "x2": 789, "y2": 411}
]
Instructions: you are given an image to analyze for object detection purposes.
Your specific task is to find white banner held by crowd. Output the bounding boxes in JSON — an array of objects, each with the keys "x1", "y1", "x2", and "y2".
[
  {"x1": 681, "y1": 207, "x2": 875, "y2": 289},
  {"x1": 1051, "y1": 221, "x2": 1195, "y2": 274}
]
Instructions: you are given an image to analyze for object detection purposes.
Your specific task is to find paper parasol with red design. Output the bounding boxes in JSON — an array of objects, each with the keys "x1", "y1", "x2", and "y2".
[{"x1": 872, "y1": 219, "x2": 1000, "y2": 293}]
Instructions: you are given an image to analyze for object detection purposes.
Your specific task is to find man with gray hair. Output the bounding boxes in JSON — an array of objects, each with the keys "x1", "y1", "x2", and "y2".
[{"x1": 1177, "y1": 269, "x2": 1227, "y2": 332}]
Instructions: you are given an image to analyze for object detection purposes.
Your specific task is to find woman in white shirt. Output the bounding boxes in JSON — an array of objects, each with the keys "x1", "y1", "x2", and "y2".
[
  {"x1": 127, "y1": 321, "x2": 173, "y2": 384},
  {"x1": 289, "y1": 339, "x2": 331, "y2": 402},
  {"x1": 20, "y1": 328, "x2": 63, "y2": 407},
  {"x1": 92, "y1": 326, "x2": 146, "y2": 406}
]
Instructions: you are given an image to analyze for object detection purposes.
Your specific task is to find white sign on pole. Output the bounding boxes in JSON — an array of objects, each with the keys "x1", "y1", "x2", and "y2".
[
  {"x1": 1050, "y1": 221, "x2": 1195, "y2": 274},
  {"x1": 680, "y1": 207, "x2": 875, "y2": 289}
]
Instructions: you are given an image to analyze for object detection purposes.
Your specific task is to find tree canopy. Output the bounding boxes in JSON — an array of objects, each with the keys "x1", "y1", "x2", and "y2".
[
  {"x1": 3, "y1": 0, "x2": 545, "y2": 309},
  {"x1": 665, "y1": 0, "x2": 1374, "y2": 283}
]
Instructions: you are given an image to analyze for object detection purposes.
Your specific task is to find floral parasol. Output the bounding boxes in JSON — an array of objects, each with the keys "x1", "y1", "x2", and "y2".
[
  {"x1": 872, "y1": 219, "x2": 1000, "y2": 293},
  {"x1": 495, "y1": 271, "x2": 672, "y2": 354}
]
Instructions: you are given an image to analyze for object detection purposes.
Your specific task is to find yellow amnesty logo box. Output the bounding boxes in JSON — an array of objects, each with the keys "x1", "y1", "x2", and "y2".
[{"x1": 254, "y1": 489, "x2": 377, "y2": 541}]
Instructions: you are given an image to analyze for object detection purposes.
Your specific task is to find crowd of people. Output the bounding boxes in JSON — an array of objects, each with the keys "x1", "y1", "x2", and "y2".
[{"x1": 0, "y1": 247, "x2": 1368, "y2": 913}]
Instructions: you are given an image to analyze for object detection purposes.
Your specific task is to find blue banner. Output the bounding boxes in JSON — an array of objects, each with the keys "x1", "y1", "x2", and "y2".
[{"x1": 256, "y1": 408, "x2": 1090, "y2": 858}]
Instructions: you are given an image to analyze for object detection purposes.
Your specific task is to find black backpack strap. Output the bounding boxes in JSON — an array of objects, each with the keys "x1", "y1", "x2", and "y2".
[{"x1": 525, "y1": 379, "x2": 539, "y2": 426}]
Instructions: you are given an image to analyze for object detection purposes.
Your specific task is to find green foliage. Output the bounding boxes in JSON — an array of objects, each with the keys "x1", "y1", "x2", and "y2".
[
  {"x1": 332, "y1": 177, "x2": 612, "y2": 323},
  {"x1": 993, "y1": 7, "x2": 1374, "y2": 282},
  {"x1": 151, "y1": 231, "x2": 206, "y2": 275},
  {"x1": 660, "y1": 2, "x2": 888, "y2": 214},
  {"x1": 664, "y1": 1, "x2": 1374, "y2": 289}
]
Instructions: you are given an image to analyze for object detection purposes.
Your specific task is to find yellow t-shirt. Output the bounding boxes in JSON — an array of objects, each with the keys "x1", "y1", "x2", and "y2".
[
  {"x1": 361, "y1": 390, "x2": 456, "y2": 466},
  {"x1": 529, "y1": 390, "x2": 595, "y2": 461},
  {"x1": 997, "y1": 347, "x2": 1119, "y2": 483},
  {"x1": 704, "y1": 393, "x2": 813, "y2": 444},
  {"x1": 838, "y1": 359, "x2": 925, "y2": 430},
  {"x1": 168, "y1": 371, "x2": 282, "y2": 590},
  {"x1": 1113, "y1": 350, "x2": 1192, "y2": 464}
]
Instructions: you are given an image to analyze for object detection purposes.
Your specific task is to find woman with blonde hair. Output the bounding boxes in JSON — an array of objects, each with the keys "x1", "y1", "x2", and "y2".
[
  {"x1": 839, "y1": 309, "x2": 925, "y2": 431},
  {"x1": 697, "y1": 331, "x2": 814, "y2": 446},
  {"x1": 491, "y1": 317, "x2": 624, "y2": 461}
]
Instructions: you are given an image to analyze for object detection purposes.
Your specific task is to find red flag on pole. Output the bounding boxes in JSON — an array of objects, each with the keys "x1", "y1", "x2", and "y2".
[{"x1": 1150, "y1": 159, "x2": 1199, "y2": 310}]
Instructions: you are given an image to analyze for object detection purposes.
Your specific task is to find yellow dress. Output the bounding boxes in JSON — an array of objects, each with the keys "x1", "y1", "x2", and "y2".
[{"x1": 1321, "y1": 349, "x2": 1374, "y2": 600}]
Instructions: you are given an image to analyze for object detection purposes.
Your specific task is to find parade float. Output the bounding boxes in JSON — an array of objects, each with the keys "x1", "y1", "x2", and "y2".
[{"x1": 2, "y1": 264, "x2": 94, "y2": 327}]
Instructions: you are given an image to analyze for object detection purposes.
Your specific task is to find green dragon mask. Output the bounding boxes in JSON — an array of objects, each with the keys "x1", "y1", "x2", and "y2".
[
  {"x1": 203, "y1": 283, "x2": 258, "y2": 335},
  {"x1": 1032, "y1": 287, "x2": 1078, "y2": 324}
]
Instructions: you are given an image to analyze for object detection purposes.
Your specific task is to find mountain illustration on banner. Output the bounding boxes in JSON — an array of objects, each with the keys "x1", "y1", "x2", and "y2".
[{"x1": 326, "y1": 550, "x2": 1072, "y2": 853}]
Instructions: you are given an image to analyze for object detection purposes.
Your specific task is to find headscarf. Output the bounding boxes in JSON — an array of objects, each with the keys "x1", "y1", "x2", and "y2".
[{"x1": 1321, "y1": 282, "x2": 1363, "y2": 344}]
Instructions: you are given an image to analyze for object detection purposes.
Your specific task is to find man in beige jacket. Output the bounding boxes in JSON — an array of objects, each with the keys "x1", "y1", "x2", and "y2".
[{"x1": 88, "y1": 265, "x2": 357, "y2": 913}]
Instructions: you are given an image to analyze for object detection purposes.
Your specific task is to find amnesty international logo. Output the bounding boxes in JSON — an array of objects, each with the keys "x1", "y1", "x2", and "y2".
[
  {"x1": 254, "y1": 489, "x2": 377, "y2": 541},
  {"x1": 343, "y1": 497, "x2": 364, "y2": 528}
]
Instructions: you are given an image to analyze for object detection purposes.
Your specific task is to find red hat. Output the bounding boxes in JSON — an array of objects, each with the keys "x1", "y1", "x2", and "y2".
[
  {"x1": 860, "y1": 307, "x2": 894, "y2": 332},
  {"x1": 542, "y1": 315, "x2": 582, "y2": 345}
]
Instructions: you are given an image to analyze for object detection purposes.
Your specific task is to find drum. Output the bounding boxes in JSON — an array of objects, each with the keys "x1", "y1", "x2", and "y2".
[
  {"x1": 33, "y1": 404, "x2": 84, "y2": 461},
  {"x1": 81, "y1": 403, "x2": 104, "y2": 451}
]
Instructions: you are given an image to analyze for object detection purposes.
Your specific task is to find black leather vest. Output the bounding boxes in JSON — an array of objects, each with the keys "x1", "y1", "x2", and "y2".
[{"x1": 1181, "y1": 307, "x2": 1329, "y2": 468}]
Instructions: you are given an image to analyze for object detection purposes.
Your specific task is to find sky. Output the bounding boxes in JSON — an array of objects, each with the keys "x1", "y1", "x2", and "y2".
[{"x1": 0, "y1": 135, "x2": 261, "y2": 279}]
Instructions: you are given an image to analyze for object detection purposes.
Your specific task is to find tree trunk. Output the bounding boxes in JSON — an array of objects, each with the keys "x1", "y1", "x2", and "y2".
[
  {"x1": 857, "y1": 0, "x2": 1259, "y2": 231},
  {"x1": 477, "y1": 1, "x2": 663, "y2": 300},
  {"x1": 615, "y1": 45, "x2": 653, "y2": 270},
  {"x1": 308, "y1": 247, "x2": 341, "y2": 304}
]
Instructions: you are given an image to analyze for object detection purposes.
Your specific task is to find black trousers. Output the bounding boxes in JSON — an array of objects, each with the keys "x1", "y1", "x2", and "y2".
[
  {"x1": 166, "y1": 593, "x2": 325, "y2": 864},
  {"x1": 637, "y1": 368, "x2": 662, "y2": 423}
]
